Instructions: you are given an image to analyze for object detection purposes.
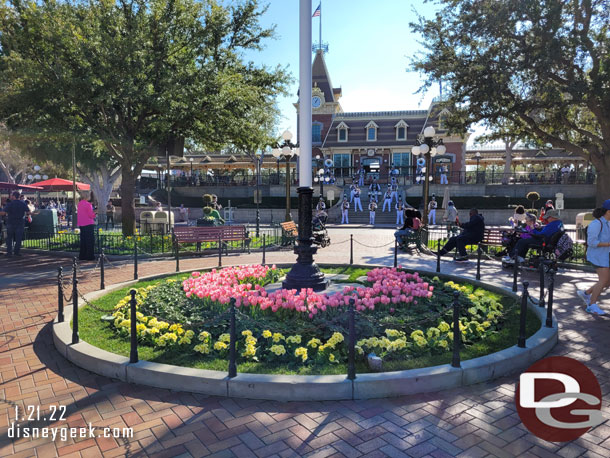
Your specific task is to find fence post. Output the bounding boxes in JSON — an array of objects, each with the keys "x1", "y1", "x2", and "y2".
[
  {"x1": 57, "y1": 267, "x2": 64, "y2": 323},
  {"x1": 512, "y1": 256, "x2": 519, "y2": 292},
  {"x1": 546, "y1": 268, "x2": 555, "y2": 328},
  {"x1": 518, "y1": 282, "x2": 529, "y2": 348},
  {"x1": 71, "y1": 258, "x2": 79, "y2": 344},
  {"x1": 451, "y1": 291, "x2": 461, "y2": 368},
  {"x1": 173, "y1": 229, "x2": 179, "y2": 272},
  {"x1": 476, "y1": 245, "x2": 482, "y2": 280},
  {"x1": 100, "y1": 249, "x2": 105, "y2": 290},
  {"x1": 262, "y1": 234, "x2": 266, "y2": 265},
  {"x1": 350, "y1": 234, "x2": 354, "y2": 265},
  {"x1": 436, "y1": 238, "x2": 441, "y2": 273},
  {"x1": 228, "y1": 298, "x2": 237, "y2": 378},
  {"x1": 129, "y1": 289, "x2": 139, "y2": 363},
  {"x1": 394, "y1": 239, "x2": 398, "y2": 268},
  {"x1": 161, "y1": 226, "x2": 165, "y2": 253},
  {"x1": 348, "y1": 298, "x2": 356, "y2": 380},
  {"x1": 96, "y1": 228, "x2": 101, "y2": 256},
  {"x1": 538, "y1": 257, "x2": 546, "y2": 308},
  {"x1": 133, "y1": 234, "x2": 138, "y2": 280},
  {"x1": 218, "y1": 233, "x2": 223, "y2": 267},
  {"x1": 150, "y1": 231, "x2": 153, "y2": 255}
]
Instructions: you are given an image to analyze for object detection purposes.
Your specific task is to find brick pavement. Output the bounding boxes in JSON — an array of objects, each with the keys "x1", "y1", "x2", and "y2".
[{"x1": 0, "y1": 228, "x2": 609, "y2": 457}]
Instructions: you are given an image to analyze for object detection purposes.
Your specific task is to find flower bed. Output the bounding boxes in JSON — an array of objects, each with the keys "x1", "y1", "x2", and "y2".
[{"x1": 105, "y1": 265, "x2": 512, "y2": 370}]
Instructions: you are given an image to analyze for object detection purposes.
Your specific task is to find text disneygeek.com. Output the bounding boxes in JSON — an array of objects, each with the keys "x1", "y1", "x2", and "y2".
[{"x1": 8, "y1": 422, "x2": 133, "y2": 442}]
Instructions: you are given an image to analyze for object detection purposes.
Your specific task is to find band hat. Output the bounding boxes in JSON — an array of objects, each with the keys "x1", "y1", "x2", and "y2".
[{"x1": 544, "y1": 209, "x2": 560, "y2": 219}]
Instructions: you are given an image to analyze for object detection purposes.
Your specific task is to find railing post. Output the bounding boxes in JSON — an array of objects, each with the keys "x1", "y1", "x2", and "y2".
[
  {"x1": 129, "y1": 289, "x2": 139, "y2": 363},
  {"x1": 512, "y1": 256, "x2": 519, "y2": 292},
  {"x1": 262, "y1": 233, "x2": 266, "y2": 265},
  {"x1": 57, "y1": 267, "x2": 64, "y2": 323},
  {"x1": 451, "y1": 291, "x2": 461, "y2": 368},
  {"x1": 100, "y1": 248, "x2": 105, "y2": 290},
  {"x1": 161, "y1": 226, "x2": 165, "y2": 253},
  {"x1": 150, "y1": 231, "x2": 153, "y2": 255},
  {"x1": 518, "y1": 282, "x2": 529, "y2": 348},
  {"x1": 133, "y1": 234, "x2": 138, "y2": 280},
  {"x1": 546, "y1": 268, "x2": 555, "y2": 328},
  {"x1": 218, "y1": 233, "x2": 223, "y2": 267},
  {"x1": 436, "y1": 238, "x2": 441, "y2": 273},
  {"x1": 348, "y1": 298, "x2": 356, "y2": 380},
  {"x1": 228, "y1": 298, "x2": 237, "y2": 378},
  {"x1": 476, "y1": 245, "x2": 482, "y2": 280},
  {"x1": 394, "y1": 239, "x2": 398, "y2": 268},
  {"x1": 173, "y1": 229, "x2": 179, "y2": 272},
  {"x1": 538, "y1": 256, "x2": 546, "y2": 308},
  {"x1": 71, "y1": 258, "x2": 79, "y2": 344},
  {"x1": 350, "y1": 234, "x2": 354, "y2": 265}
]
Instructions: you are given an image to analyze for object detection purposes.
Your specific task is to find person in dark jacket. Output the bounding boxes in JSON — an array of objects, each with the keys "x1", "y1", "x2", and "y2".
[
  {"x1": 438, "y1": 208, "x2": 485, "y2": 262},
  {"x1": 0, "y1": 191, "x2": 31, "y2": 257}
]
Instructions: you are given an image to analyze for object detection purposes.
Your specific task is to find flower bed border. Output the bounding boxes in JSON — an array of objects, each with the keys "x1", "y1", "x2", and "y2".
[{"x1": 52, "y1": 264, "x2": 558, "y2": 400}]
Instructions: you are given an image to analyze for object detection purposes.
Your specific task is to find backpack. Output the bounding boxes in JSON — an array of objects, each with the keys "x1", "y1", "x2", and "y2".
[
  {"x1": 584, "y1": 218, "x2": 602, "y2": 255},
  {"x1": 554, "y1": 232, "x2": 574, "y2": 261}
]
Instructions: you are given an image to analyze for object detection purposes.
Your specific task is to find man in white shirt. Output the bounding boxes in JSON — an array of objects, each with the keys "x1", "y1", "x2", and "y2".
[
  {"x1": 396, "y1": 199, "x2": 404, "y2": 226},
  {"x1": 341, "y1": 197, "x2": 350, "y2": 224},
  {"x1": 382, "y1": 189, "x2": 393, "y2": 212},
  {"x1": 353, "y1": 187, "x2": 363, "y2": 212},
  {"x1": 369, "y1": 199, "x2": 377, "y2": 225}
]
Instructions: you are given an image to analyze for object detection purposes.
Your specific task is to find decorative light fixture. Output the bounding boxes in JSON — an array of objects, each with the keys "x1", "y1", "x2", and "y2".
[{"x1": 414, "y1": 126, "x2": 446, "y2": 223}]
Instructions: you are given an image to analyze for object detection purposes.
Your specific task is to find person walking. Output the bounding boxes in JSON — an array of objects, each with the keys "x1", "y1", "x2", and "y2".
[
  {"x1": 369, "y1": 199, "x2": 377, "y2": 225},
  {"x1": 105, "y1": 201, "x2": 115, "y2": 229},
  {"x1": 438, "y1": 208, "x2": 485, "y2": 262},
  {"x1": 396, "y1": 198, "x2": 404, "y2": 226},
  {"x1": 382, "y1": 188, "x2": 393, "y2": 212},
  {"x1": 353, "y1": 187, "x2": 363, "y2": 212},
  {"x1": 77, "y1": 191, "x2": 96, "y2": 261},
  {"x1": 443, "y1": 200, "x2": 458, "y2": 236},
  {"x1": 341, "y1": 196, "x2": 350, "y2": 224},
  {"x1": 577, "y1": 200, "x2": 610, "y2": 315},
  {"x1": 0, "y1": 191, "x2": 31, "y2": 257},
  {"x1": 428, "y1": 197, "x2": 437, "y2": 225}
]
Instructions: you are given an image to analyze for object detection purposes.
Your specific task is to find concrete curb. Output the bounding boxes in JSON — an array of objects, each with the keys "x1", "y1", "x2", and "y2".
[{"x1": 52, "y1": 263, "x2": 558, "y2": 400}]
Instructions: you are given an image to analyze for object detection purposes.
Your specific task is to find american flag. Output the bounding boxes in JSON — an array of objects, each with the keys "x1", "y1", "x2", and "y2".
[{"x1": 312, "y1": 4, "x2": 321, "y2": 17}]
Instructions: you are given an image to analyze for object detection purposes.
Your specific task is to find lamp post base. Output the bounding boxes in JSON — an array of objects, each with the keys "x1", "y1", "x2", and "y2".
[{"x1": 282, "y1": 186, "x2": 329, "y2": 292}]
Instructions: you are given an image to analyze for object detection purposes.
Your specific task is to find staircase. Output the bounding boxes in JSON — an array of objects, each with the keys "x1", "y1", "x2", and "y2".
[{"x1": 337, "y1": 185, "x2": 403, "y2": 226}]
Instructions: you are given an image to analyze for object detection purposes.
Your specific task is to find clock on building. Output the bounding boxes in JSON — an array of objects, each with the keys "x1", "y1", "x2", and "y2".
[{"x1": 312, "y1": 96, "x2": 322, "y2": 109}]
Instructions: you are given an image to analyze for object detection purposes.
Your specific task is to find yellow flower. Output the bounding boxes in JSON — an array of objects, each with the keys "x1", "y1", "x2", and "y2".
[
  {"x1": 385, "y1": 329, "x2": 404, "y2": 338},
  {"x1": 328, "y1": 353, "x2": 336, "y2": 362},
  {"x1": 270, "y1": 345, "x2": 286, "y2": 356},
  {"x1": 286, "y1": 335, "x2": 302, "y2": 344},
  {"x1": 136, "y1": 323, "x2": 146, "y2": 333},
  {"x1": 262, "y1": 330, "x2": 272, "y2": 338},
  {"x1": 438, "y1": 322, "x2": 451, "y2": 333},
  {"x1": 437, "y1": 340, "x2": 449, "y2": 349},
  {"x1": 307, "y1": 338, "x2": 322, "y2": 348},
  {"x1": 294, "y1": 347, "x2": 308, "y2": 362},
  {"x1": 272, "y1": 332, "x2": 284, "y2": 343},
  {"x1": 179, "y1": 337, "x2": 191, "y2": 345},
  {"x1": 185, "y1": 330, "x2": 195, "y2": 339},
  {"x1": 198, "y1": 331, "x2": 211, "y2": 341},
  {"x1": 194, "y1": 344, "x2": 210, "y2": 354},
  {"x1": 219, "y1": 333, "x2": 230, "y2": 343},
  {"x1": 355, "y1": 345, "x2": 364, "y2": 355},
  {"x1": 242, "y1": 330, "x2": 252, "y2": 337},
  {"x1": 214, "y1": 341, "x2": 228, "y2": 351}
]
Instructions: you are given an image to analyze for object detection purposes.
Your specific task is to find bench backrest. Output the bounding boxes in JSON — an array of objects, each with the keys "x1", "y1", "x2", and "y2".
[
  {"x1": 280, "y1": 221, "x2": 298, "y2": 234},
  {"x1": 481, "y1": 228, "x2": 503, "y2": 245},
  {"x1": 174, "y1": 225, "x2": 247, "y2": 243}
]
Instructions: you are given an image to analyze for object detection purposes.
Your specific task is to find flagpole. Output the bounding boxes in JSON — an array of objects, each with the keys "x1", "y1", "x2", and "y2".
[{"x1": 319, "y1": 1, "x2": 322, "y2": 52}]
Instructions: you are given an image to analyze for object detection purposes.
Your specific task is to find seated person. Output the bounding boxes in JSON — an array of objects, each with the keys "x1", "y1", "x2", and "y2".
[
  {"x1": 504, "y1": 209, "x2": 562, "y2": 263},
  {"x1": 438, "y1": 208, "x2": 485, "y2": 262},
  {"x1": 395, "y1": 209, "x2": 421, "y2": 246},
  {"x1": 510, "y1": 205, "x2": 526, "y2": 227}
]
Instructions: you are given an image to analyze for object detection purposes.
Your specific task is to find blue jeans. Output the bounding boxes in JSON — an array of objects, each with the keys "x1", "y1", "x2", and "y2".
[
  {"x1": 395, "y1": 228, "x2": 413, "y2": 244},
  {"x1": 6, "y1": 222, "x2": 25, "y2": 255}
]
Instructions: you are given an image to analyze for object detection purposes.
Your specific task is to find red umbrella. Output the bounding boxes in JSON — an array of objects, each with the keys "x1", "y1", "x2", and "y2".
[
  {"x1": 32, "y1": 178, "x2": 90, "y2": 191},
  {"x1": 0, "y1": 182, "x2": 44, "y2": 190}
]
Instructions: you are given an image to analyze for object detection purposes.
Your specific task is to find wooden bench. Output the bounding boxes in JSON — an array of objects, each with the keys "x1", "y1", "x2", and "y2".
[
  {"x1": 173, "y1": 226, "x2": 250, "y2": 255},
  {"x1": 479, "y1": 228, "x2": 505, "y2": 250},
  {"x1": 280, "y1": 221, "x2": 298, "y2": 246},
  {"x1": 398, "y1": 227, "x2": 428, "y2": 253}
]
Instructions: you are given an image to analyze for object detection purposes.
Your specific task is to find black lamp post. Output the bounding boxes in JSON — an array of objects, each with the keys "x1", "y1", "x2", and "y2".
[
  {"x1": 314, "y1": 168, "x2": 324, "y2": 197},
  {"x1": 412, "y1": 126, "x2": 446, "y2": 224},
  {"x1": 475, "y1": 151, "x2": 481, "y2": 184},
  {"x1": 254, "y1": 151, "x2": 263, "y2": 237},
  {"x1": 272, "y1": 131, "x2": 299, "y2": 222}
]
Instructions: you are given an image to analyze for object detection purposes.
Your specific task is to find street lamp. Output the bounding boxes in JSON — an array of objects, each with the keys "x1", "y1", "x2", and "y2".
[
  {"x1": 254, "y1": 150, "x2": 265, "y2": 237},
  {"x1": 475, "y1": 151, "x2": 481, "y2": 183},
  {"x1": 412, "y1": 126, "x2": 446, "y2": 224},
  {"x1": 271, "y1": 130, "x2": 299, "y2": 222},
  {"x1": 314, "y1": 168, "x2": 325, "y2": 197}
]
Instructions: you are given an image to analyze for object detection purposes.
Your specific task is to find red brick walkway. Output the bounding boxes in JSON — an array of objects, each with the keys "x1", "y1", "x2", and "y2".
[{"x1": 1, "y1": 229, "x2": 609, "y2": 457}]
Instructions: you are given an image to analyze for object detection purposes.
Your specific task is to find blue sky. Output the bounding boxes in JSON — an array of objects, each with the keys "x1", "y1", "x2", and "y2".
[{"x1": 242, "y1": 1, "x2": 444, "y2": 139}]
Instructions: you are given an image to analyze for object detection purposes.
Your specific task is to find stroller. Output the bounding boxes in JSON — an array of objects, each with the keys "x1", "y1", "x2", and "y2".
[{"x1": 312, "y1": 212, "x2": 330, "y2": 248}]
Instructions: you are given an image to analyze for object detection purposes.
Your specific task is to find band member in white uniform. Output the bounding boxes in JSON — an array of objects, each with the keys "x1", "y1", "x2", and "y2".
[
  {"x1": 353, "y1": 187, "x2": 363, "y2": 212},
  {"x1": 341, "y1": 197, "x2": 350, "y2": 224},
  {"x1": 358, "y1": 167, "x2": 364, "y2": 187},
  {"x1": 369, "y1": 199, "x2": 377, "y2": 225},
  {"x1": 396, "y1": 199, "x2": 404, "y2": 225},
  {"x1": 440, "y1": 165, "x2": 449, "y2": 185},
  {"x1": 349, "y1": 183, "x2": 356, "y2": 203},
  {"x1": 382, "y1": 188, "x2": 393, "y2": 212},
  {"x1": 369, "y1": 180, "x2": 381, "y2": 201},
  {"x1": 316, "y1": 197, "x2": 326, "y2": 213},
  {"x1": 428, "y1": 197, "x2": 437, "y2": 225},
  {"x1": 390, "y1": 181, "x2": 399, "y2": 204}
]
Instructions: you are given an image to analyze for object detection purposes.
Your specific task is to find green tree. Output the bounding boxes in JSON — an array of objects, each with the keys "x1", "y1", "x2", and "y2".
[
  {"x1": 0, "y1": 0, "x2": 289, "y2": 234},
  {"x1": 411, "y1": 0, "x2": 610, "y2": 204}
]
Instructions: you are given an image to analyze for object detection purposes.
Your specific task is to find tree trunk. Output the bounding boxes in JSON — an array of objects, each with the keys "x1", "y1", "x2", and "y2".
[
  {"x1": 121, "y1": 168, "x2": 137, "y2": 236},
  {"x1": 591, "y1": 154, "x2": 610, "y2": 207},
  {"x1": 78, "y1": 163, "x2": 120, "y2": 225}
]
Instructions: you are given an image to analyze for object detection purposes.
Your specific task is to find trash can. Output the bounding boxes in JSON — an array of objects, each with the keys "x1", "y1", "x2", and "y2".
[
  {"x1": 153, "y1": 211, "x2": 174, "y2": 233},
  {"x1": 140, "y1": 211, "x2": 155, "y2": 234},
  {"x1": 29, "y1": 209, "x2": 58, "y2": 238}
]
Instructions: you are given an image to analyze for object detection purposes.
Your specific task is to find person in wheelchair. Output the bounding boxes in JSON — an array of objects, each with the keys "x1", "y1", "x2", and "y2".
[{"x1": 503, "y1": 209, "x2": 563, "y2": 264}]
